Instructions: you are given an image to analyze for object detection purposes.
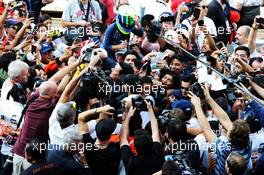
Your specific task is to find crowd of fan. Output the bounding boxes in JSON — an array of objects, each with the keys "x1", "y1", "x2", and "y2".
[{"x1": 0, "y1": 0, "x2": 263, "y2": 175}]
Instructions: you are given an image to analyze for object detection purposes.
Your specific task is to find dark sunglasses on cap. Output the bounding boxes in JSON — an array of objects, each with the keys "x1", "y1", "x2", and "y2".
[{"x1": 177, "y1": 31, "x2": 183, "y2": 35}]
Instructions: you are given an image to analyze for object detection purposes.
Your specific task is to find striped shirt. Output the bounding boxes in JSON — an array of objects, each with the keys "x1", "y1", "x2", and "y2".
[{"x1": 212, "y1": 137, "x2": 252, "y2": 175}]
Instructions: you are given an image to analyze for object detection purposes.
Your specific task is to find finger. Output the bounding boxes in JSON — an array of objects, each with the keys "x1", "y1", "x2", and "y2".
[
  {"x1": 187, "y1": 93, "x2": 193, "y2": 98},
  {"x1": 102, "y1": 112, "x2": 114, "y2": 116},
  {"x1": 132, "y1": 107, "x2": 137, "y2": 112},
  {"x1": 187, "y1": 91, "x2": 194, "y2": 98},
  {"x1": 108, "y1": 106, "x2": 115, "y2": 111}
]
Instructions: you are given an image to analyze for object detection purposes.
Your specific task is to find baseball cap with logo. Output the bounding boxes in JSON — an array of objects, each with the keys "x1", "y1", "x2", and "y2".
[
  {"x1": 40, "y1": 42, "x2": 53, "y2": 54},
  {"x1": 171, "y1": 100, "x2": 192, "y2": 120},
  {"x1": 5, "y1": 19, "x2": 22, "y2": 28}
]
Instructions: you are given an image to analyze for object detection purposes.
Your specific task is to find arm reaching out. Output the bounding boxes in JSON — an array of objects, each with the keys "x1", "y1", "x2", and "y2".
[
  {"x1": 58, "y1": 67, "x2": 87, "y2": 103},
  {"x1": 120, "y1": 107, "x2": 136, "y2": 147},
  {"x1": 202, "y1": 84, "x2": 233, "y2": 130},
  {"x1": 78, "y1": 105, "x2": 115, "y2": 134},
  {"x1": 146, "y1": 100, "x2": 160, "y2": 143},
  {"x1": 188, "y1": 92, "x2": 216, "y2": 143}
]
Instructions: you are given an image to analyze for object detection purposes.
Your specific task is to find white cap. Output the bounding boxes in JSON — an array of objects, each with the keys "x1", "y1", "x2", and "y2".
[{"x1": 176, "y1": 28, "x2": 190, "y2": 40}]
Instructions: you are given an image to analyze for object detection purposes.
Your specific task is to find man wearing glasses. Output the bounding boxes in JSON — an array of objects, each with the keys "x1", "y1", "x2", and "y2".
[{"x1": 172, "y1": 74, "x2": 194, "y2": 101}]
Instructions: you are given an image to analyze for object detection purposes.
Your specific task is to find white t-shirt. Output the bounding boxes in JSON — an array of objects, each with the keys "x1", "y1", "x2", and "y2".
[
  {"x1": 143, "y1": 0, "x2": 172, "y2": 21},
  {"x1": 0, "y1": 100, "x2": 24, "y2": 155},
  {"x1": 122, "y1": 94, "x2": 156, "y2": 128},
  {"x1": 87, "y1": 120, "x2": 122, "y2": 139},
  {"x1": 49, "y1": 103, "x2": 79, "y2": 145},
  {"x1": 187, "y1": 118, "x2": 200, "y2": 128},
  {"x1": 1, "y1": 78, "x2": 14, "y2": 101},
  {"x1": 250, "y1": 131, "x2": 264, "y2": 161},
  {"x1": 182, "y1": 17, "x2": 217, "y2": 50},
  {"x1": 237, "y1": 0, "x2": 263, "y2": 7},
  {"x1": 62, "y1": 0, "x2": 102, "y2": 23}
]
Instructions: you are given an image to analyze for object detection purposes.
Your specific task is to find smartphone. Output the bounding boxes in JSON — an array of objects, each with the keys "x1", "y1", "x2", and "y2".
[
  {"x1": 129, "y1": 44, "x2": 137, "y2": 50},
  {"x1": 225, "y1": 62, "x2": 231, "y2": 70},
  {"x1": 256, "y1": 17, "x2": 264, "y2": 24},
  {"x1": 216, "y1": 42, "x2": 224, "y2": 50},
  {"x1": 198, "y1": 19, "x2": 204, "y2": 26},
  {"x1": 31, "y1": 45, "x2": 36, "y2": 54},
  {"x1": 28, "y1": 11, "x2": 35, "y2": 22},
  {"x1": 193, "y1": 7, "x2": 201, "y2": 20}
]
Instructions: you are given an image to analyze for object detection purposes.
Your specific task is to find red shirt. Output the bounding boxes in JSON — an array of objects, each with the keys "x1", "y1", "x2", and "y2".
[
  {"x1": 171, "y1": 0, "x2": 193, "y2": 14},
  {"x1": 12, "y1": 92, "x2": 58, "y2": 157},
  {"x1": 100, "y1": 0, "x2": 116, "y2": 25}
]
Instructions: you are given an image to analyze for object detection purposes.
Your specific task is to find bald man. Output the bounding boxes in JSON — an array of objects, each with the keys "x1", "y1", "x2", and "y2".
[
  {"x1": 234, "y1": 17, "x2": 261, "y2": 58},
  {"x1": 39, "y1": 81, "x2": 58, "y2": 99},
  {"x1": 12, "y1": 60, "x2": 81, "y2": 175},
  {"x1": 12, "y1": 81, "x2": 60, "y2": 175},
  {"x1": 235, "y1": 26, "x2": 251, "y2": 46},
  {"x1": 225, "y1": 152, "x2": 247, "y2": 175}
]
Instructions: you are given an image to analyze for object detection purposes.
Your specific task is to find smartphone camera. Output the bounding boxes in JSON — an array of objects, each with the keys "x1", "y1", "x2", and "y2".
[
  {"x1": 31, "y1": 45, "x2": 36, "y2": 54},
  {"x1": 193, "y1": 7, "x2": 201, "y2": 20},
  {"x1": 216, "y1": 42, "x2": 224, "y2": 50},
  {"x1": 256, "y1": 17, "x2": 264, "y2": 24},
  {"x1": 256, "y1": 17, "x2": 264, "y2": 29},
  {"x1": 198, "y1": 19, "x2": 204, "y2": 26},
  {"x1": 28, "y1": 11, "x2": 35, "y2": 23}
]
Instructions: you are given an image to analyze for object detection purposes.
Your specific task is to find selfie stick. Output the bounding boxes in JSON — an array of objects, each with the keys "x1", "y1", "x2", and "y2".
[{"x1": 156, "y1": 34, "x2": 264, "y2": 106}]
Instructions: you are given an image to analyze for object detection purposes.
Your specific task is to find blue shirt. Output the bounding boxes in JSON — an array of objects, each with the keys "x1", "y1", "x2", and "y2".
[
  {"x1": 212, "y1": 138, "x2": 252, "y2": 175},
  {"x1": 248, "y1": 101, "x2": 264, "y2": 127},
  {"x1": 101, "y1": 23, "x2": 143, "y2": 60},
  {"x1": 172, "y1": 89, "x2": 189, "y2": 100}
]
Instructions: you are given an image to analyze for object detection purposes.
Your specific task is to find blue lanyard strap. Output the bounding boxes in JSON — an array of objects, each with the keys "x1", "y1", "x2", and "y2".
[{"x1": 28, "y1": 0, "x2": 32, "y2": 11}]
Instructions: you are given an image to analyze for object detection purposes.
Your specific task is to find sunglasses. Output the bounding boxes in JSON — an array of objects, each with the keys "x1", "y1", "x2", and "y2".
[
  {"x1": 181, "y1": 87, "x2": 190, "y2": 91},
  {"x1": 201, "y1": 5, "x2": 209, "y2": 9},
  {"x1": 10, "y1": 25, "x2": 18, "y2": 30}
]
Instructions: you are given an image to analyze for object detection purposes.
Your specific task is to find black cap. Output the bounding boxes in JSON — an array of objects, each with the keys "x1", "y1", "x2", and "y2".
[{"x1": 95, "y1": 118, "x2": 116, "y2": 141}]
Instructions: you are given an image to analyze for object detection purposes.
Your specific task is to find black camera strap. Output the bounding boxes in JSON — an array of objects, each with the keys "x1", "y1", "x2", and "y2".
[
  {"x1": 79, "y1": 0, "x2": 90, "y2": 22},
  {"x1": 17, "y1": 95, "x2": 39, "y2": 129}
]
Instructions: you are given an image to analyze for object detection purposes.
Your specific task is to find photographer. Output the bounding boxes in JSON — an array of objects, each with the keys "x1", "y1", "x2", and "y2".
[
  {"x1": 12, "y1": 58, "x2": 83, "y2": 175},
  {"x1": 61, "y1": 0, "x2": 102, "y2": 43},
  {"x1": 78, "y1": 104, "x2": 120, "y2": 175},
  {"x1": 20, "y1": 139, "x2": 66, "y2": 175},
  {"x1": 46, "y1": 131, "x2": 87, "y2": 174},
  {"x1": 234, "y1": 16, "x2": 262, "y2": 58},
  {"x1": 164, "y1": 118, "x2": 206, "y2": 174},
  {"x1": 159, "y1": 12, "x2": 175, "y2": 36},
  {"x1": 120, "y1": 101, "x2": 164, "y2": 175},
  {"x1": 188, "y1": 84, "x2": 253, "y2": 174}
]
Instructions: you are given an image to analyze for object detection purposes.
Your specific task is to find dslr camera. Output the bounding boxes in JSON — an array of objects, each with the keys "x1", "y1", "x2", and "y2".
[{"x1": 131, "y1": 95, "x2": 152, "y2": 111}]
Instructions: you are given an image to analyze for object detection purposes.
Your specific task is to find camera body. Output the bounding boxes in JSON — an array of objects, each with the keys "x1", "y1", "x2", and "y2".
[
  {"x1": 74, "y1": 69, "x2": 107, "y2": 110},
  {"x1": 190, "y1": 82, "x2": 205, "y2": 99},
  {"x1": 131, "y1": 95, "x2": 152, "y2": 111},
  {"x1": 82, "y1": 48, "x2": 93, "y2": 63}
]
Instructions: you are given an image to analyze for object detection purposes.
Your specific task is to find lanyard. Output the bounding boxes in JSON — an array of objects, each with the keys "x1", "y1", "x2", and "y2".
[{"x1": 28, "y1": 0, "x2": 32, "y2": 11}]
